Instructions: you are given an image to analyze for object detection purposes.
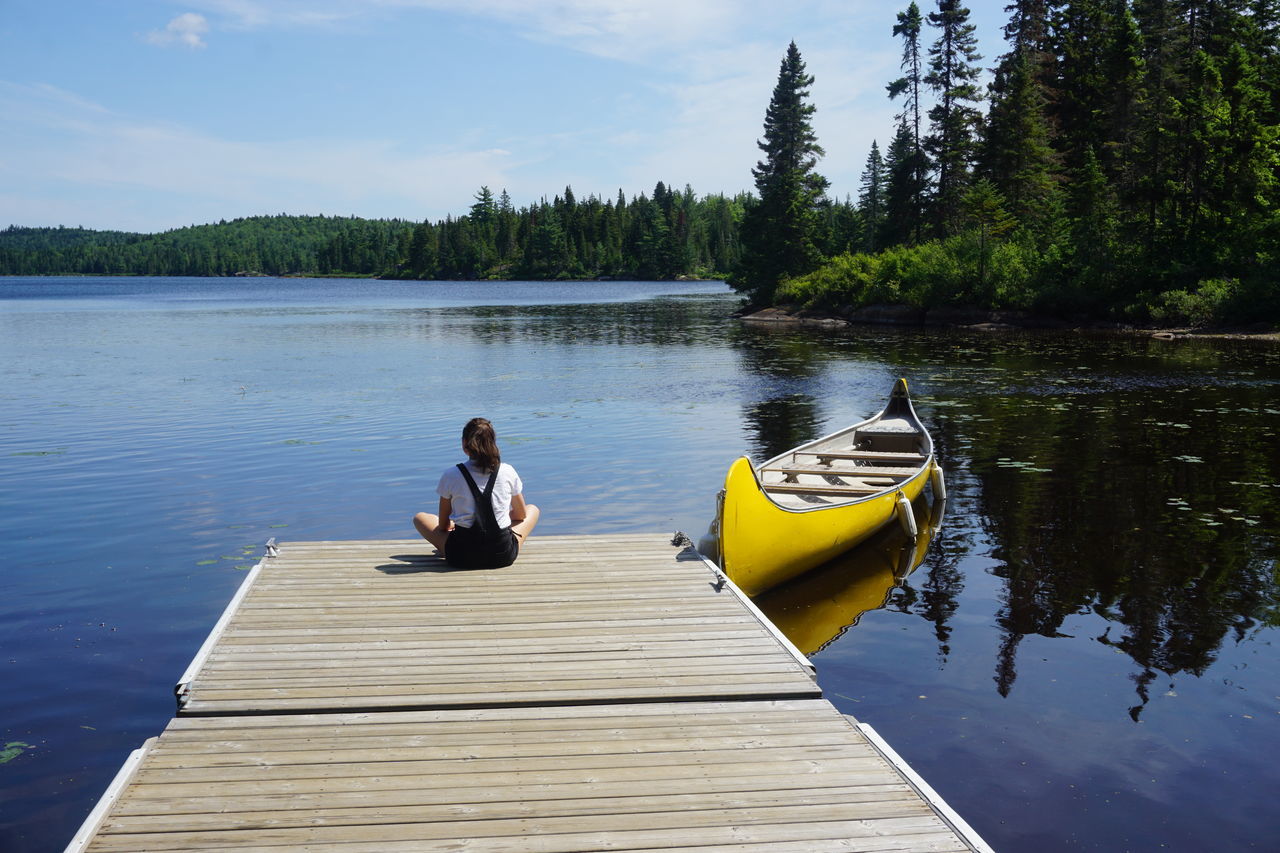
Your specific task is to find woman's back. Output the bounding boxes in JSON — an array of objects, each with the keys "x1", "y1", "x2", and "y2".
[{"x1": 437, "y1": 460, "x2": 522, "y2": 529}]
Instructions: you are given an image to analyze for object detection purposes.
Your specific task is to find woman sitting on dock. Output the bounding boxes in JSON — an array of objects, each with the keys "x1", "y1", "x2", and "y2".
[{"x1": 414, "y1": 417, "x2": 540, "y2": 568}]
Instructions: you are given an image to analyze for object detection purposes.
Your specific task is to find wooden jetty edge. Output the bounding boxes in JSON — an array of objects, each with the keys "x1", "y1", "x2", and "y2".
[{"x1": 68, "y1": 533, "x2": 992, "y2": 852}]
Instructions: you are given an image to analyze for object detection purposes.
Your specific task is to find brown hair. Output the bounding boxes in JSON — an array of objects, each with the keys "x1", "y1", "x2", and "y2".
[{"x1": 462, "y1": 417, "x2": 501, "y2": 472}]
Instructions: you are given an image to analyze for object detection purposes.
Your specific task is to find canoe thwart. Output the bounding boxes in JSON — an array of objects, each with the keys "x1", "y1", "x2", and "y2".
[
  {"x1": 760, "y1": 464, "x2": 915, "y2": 481},
  {"x1": 794, "y1": 450, "x2": 927, "y2": 463}
]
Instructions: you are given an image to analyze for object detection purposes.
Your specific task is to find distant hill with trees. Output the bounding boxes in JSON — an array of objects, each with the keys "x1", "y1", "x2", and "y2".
[{"x1": 4, "y1": 186, "x2": 825, "y2": 281}]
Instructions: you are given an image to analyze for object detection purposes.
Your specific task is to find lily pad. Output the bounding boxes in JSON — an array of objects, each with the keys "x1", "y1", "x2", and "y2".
[
  {"x1": 0, "y1": 742, "x2": 32, "y2": 764},
  {"x1": 996, "y1": 459, "x2": 1052, "y2": 473}
]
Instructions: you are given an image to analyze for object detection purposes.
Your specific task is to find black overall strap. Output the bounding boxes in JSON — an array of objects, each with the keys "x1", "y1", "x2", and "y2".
[{"x1": 456, "y1": 463, "x2": 501, "y2": 535}]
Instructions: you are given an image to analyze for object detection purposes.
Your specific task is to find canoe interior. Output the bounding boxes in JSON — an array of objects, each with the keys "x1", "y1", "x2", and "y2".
[{"x1": 757, "y1": 379, "x2": 933, "y2": 510}]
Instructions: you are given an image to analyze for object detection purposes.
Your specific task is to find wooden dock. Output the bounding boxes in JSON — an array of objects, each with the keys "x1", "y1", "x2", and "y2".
[{"x1": 69, "y1": 534, "x2": 990, "y2": 852}]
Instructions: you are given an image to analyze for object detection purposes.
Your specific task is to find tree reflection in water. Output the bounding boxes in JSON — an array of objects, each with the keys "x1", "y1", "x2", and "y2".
[
  {"x1": 741, "y1": 394, "x2": 823, "y2": 462},
  {"x1": 957, "y1": 385, "x2": 1279, "y2": 714}
]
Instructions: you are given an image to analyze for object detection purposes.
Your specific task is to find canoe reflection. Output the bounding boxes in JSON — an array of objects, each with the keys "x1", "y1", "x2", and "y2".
[{"x1": 754, "y1": 495, "x2": 946, "y2": 656}]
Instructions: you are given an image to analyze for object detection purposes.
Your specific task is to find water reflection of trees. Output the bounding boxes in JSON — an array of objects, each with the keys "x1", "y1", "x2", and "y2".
[
  {"x1": 886, "y1": 542, "x2": 967, "y2": 664},
  {"x1": 442, "y1": 298, "x2": 733, "y2": 348},
  {"x1": 731, "y1": 325, "x2": 832, "y2": 461},
  {"x1": 740, "y1": 395, "x2": 823, "y2": 461},
  {"x1": 963, "y1": 386, "x2": 1280, "y2": 716},
  {"x1": 882, "y1": 409, "x2": 971, "y2": 663}
]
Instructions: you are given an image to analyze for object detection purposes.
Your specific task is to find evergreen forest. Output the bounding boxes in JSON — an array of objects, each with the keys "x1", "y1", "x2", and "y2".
[
  {"x1": 743, "y1": 1, "x2": 1280, "y2": 326},
  {"x1": 0, "y1": 186, "x2": 770, "y2": 282}
]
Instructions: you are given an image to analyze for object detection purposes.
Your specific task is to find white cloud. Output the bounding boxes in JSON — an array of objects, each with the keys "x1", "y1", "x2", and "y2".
[
  {"x1": 0, "y1": 80, "x2": 529, "y2": 230},
  {"x1": 179, "y1": 0, "x2": 767, "y2": 58},
  {"x1": 145, "y1": 13, "x2": 211, "y2": 48}
]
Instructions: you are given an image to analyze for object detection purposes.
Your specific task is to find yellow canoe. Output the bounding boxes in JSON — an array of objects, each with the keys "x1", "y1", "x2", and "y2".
[
  {"x1": 715, "y1": 378, "x2": 941, "y2": 597},
  {"x1": 754, "y1": 494, "x2": 945, "y2": 655}
]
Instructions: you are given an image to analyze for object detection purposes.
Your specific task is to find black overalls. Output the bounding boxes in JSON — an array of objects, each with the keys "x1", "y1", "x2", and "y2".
[{"x1": 443, "y1": 463, "x2": 520, "y2": 569}]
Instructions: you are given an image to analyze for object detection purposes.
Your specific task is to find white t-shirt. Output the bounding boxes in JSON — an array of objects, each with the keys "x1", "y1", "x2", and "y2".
[{"x1": 436, "y1": 460, "x2": 523, "y2": 529}]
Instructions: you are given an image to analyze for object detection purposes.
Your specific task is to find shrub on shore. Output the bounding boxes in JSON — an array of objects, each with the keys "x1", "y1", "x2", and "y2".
[{"x1": 777, "y1": 235, "x2": 1276, "y2": 329}]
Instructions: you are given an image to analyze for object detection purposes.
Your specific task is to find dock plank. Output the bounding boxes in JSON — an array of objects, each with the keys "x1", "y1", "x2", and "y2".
[{"x1": 177, "y1": 536, "x2": 818, "y2": 715}]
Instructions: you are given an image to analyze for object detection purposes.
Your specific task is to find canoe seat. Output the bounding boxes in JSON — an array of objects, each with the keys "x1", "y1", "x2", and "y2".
[
  {"x1": 796, "y1": 450, "x2": 927, "y2": 464},
  {"x1": 860, "y1": 417, "x2": 918, "y2": 434},
  {"x1": 853, "y1": 417, "x2": 924, "y2": 454},
  {"x1": 762, "y1": 464, "x2": 914, "y2": 481},
  {"x1": 763, "y1": 482, "x2": 886, "y2": 497}
]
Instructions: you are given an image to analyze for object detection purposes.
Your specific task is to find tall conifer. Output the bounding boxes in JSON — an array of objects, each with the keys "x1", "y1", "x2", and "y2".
[
  {"x1": 924, "y1": 0, "x2": 984, "y2": 236},
  {"x1": 881, "y1": 121, "x2": 929, "y2": 246},
  {"x1": 733, "y1": 41, "x2": 829, "y2": 304},
  {"x1": 858, "y1": 142, "x2": 888, "y2": 252},
  {"x1": 982, "y1": 1, "x2": 1057, "y2": 226},
  {"x1": 887, "y1": 3, "x2": 930, "y2": 241}
]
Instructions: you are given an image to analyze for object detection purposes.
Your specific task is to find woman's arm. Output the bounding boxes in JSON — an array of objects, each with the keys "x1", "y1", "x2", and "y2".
[
  {"x1": 438, "y1": 496, "x2": 454, "y2": 531},
  {"x1": 508, "y1": 493, "x2": 527, "y2": 525}
]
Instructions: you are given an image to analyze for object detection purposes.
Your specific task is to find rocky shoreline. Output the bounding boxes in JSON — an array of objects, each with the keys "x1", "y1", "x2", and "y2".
[{"x1": 740, "y1": 303, "x2": 1280, "y2": 341}]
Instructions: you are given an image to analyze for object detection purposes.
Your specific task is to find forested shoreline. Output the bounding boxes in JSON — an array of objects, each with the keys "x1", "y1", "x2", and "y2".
[
  {"x1": 738, "y1": 1, "x2": 1280, "y2": 327},
  {"x1": 0, "y1": 184, "x2": 769, "y2": 282}
]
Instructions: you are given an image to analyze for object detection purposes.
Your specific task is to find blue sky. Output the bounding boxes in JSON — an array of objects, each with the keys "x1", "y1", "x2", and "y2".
[{"x1": 1, "y1": 1, "x2": 1009, "y2": 233}]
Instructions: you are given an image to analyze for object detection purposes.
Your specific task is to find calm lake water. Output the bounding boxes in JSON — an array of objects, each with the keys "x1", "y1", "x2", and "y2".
[{"x1": 2, "y1": 277, "x2": 1278, "y2": 851}]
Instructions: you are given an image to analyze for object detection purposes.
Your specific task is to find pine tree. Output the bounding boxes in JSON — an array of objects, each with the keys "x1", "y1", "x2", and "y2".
[
  {"x1": 962, "y1": 179, "x2": 1017, "y2": 293},
  {"x1": 468, "y1": 186, "x2": 498, "y2": 273},
  {"x1": 1131, "y1": 0, "x2": 1184, "y2": 254},
  {"x1": 1245, "y1": 0, "x2": 1280, "y2": 125},
  {"x1": 1003, "y1": 0, "x2": 1053, "y2": 60},
  {"x1": 635, "y1": 197, "x2": 674, "y2": 279},
  {"x1": 1102, "y1": 5, "x2": 1147, "y2": 189},
  {"x1": 1050, "y1": 0, "x2": 1137, "y2": 178},
  {"x1": 887, "y1": 3, "x2": 930, "y2": 241},
  {"x1": 732, "y1": 41, "x2": 830, "y2": 304},
  {"x1": 495, "y1": 189, "x2": 517, "y2": 263},
  {"x1": 882, "y1": 121, "x2": 930, "y2": 247},
  {"x1": 523, "y1": 204, "x2": 571, "y2": 277},
  {"x1": 1068, "y1": 146, "x2": 1121, "y2": 290},
  {"x1": 1217, "y1": 41, "x2": 1279, "y2": 260},
  {"x1": 982, "y1": 2, "x2": 1058, "y2": 227},
  {"x1": 857, "y1": 142, "x2": 888, "y2": 251},
  {"x1": 924, "y1": 0, "x2": 985, "y2": 236}
]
